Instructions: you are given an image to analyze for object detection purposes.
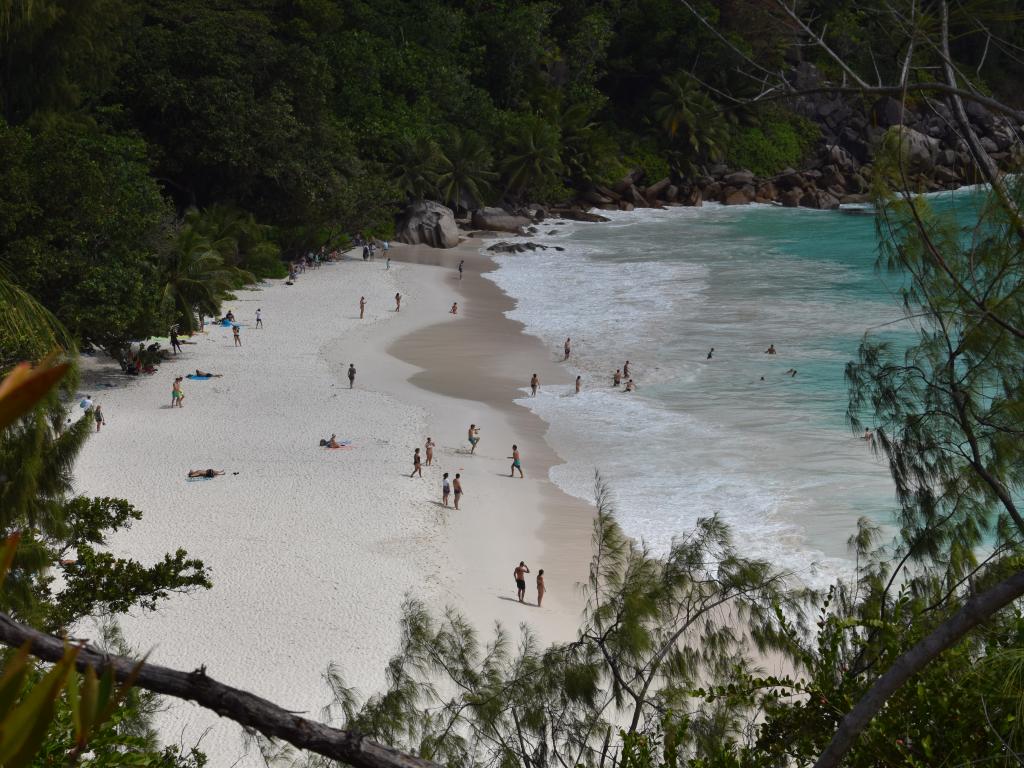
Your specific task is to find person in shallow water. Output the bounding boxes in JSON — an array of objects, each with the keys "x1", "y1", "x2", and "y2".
[
  {"x1": 613, "y1": 368, "x2": 622, "y2": 387},
  {"x1": 765, "y1": 344, "x2": 776, "y2": 354},
  {"x1": 707, "y1": 347, "x2": 714, "y2": 360}
]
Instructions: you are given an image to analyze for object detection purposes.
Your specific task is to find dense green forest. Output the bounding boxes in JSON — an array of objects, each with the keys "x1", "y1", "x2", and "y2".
[{"x1": 3, "y1": 0, "x2": 1023, "y2": 355}]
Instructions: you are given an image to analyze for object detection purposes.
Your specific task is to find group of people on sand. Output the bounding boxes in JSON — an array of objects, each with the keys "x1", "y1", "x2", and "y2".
[{"x1": 514, "y1": 561, "x2": 545, "y2": 606}]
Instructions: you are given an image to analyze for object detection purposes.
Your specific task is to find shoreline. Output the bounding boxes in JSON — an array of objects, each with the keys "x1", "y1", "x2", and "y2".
[
  {"x1": 71, "y1": 240, "x2": 596, "y2": 765},
  {"x1": 384, "y1": 238, "x2": 595, "y2": 642}
]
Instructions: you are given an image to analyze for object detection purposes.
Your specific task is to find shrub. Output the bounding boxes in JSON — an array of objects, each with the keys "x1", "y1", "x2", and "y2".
[{"x1": 727, "y1": 112, "x2": 820, "y2": 176}]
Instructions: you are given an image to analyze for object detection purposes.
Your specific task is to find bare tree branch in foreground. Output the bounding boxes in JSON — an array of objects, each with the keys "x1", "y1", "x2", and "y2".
[
  {"x1": 813, "y1": 567, "x2": 1024, "y2": 768},
  {"x1": 0, "y1": 612, "x2": 438, "y2": 768}
]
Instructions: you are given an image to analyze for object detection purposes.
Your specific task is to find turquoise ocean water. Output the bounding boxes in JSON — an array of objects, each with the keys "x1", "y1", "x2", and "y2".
[{"x1": 487, "y1": 192, "x2": 982, "y2": 586}]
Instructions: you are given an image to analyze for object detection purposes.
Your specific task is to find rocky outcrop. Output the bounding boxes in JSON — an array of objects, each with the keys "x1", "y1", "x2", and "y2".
[
  {"x1": 487, "y1": 241, "x2": 565, "y2": 254},
  {"x1": 471, "y1": 207, "x2": 532, "y2": 233},
  {"x1": 395, "y1": 201, "x2": 460, "y2": 249}
]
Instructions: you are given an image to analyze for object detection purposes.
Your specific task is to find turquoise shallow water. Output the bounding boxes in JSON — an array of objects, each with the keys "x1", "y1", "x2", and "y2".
[{"x1": 487, "y1": 191, "x2": 985, "y2": 586}]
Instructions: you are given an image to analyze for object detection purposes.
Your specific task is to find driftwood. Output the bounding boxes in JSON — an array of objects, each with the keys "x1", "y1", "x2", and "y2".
[{"x1": 0, "y1": 612, "x2": 438, "y2": 768}]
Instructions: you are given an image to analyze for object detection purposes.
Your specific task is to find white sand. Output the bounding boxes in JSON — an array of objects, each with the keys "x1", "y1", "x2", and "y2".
[{"x1": 72, "y1": 243, "x2": 594, "y2": 765}]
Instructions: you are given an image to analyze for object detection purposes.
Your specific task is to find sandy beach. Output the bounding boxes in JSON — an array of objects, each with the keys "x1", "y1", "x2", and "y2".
[{"x1": 72, "y1": 239, "x2": 594, "y2": 765}]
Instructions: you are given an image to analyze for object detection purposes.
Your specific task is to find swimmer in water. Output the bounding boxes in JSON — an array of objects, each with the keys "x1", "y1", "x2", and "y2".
[
  {"x1": 785, "y1": 368, "x2": 798, "y2": 377},
  {"x1": 765, "y1": 344, "x2": 776, "y2": 354},
  {"x1": 706, "y1": 348, "x2": 714, "y2": 360}
]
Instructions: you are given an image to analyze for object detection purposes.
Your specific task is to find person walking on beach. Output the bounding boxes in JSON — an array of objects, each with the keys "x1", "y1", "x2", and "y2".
[
  {"x1": 623, "y1": 361, "x2": 631, "y2": 378},
  {"x1": 170, "y1": 327, "x2": 182, "y2": 355},
  {"x1": 453, "y1": 473, "x2": 463, "y2": 509},
  {"x1": 256, "y1": 309, "x2": 263, "y2": 329},
  {"x1": 458, "y1": 259, "x2": 464, "y2": 280},
  {"x1": 509, "y1": 444, "x2": 523, "y2": 478},
  {"x1": 80, "y1": 394, "x2": 93, "y2": 411},
  {"x1": 395, "y1": 292, "x2": 402, "y2": 312},
  {"x1": 536, "y1": 569, "x2": 545, "y2": 607},
  {"x1": 233, "y1": 325, "x2": 241, "y2": 347},
  {"x1": 450, "y1": 302, "x2": 458, "y2": 315},
  {"x1": 575, "y1": 375, "x2": 581, "y2": 393},
  {"x1": 765, "y1": 344, "x2": 776, "y2": 354},
  {"x1": 530, "y1": 373, "x2": 539, "y2": 397},
  {"x1": 613, "y1": 369, "x2": 622, "y2": 388},
  {"x1": 563, "y1": 338, "x2": 571, "y2": 360},
  {"x1": 386, "y1": 257, "x2": 391, "y2": 270},
  {"x1": 468, "y1": 424, "x2": 480, "y2": 454},
  {"x1": 348, "y1": 364, "x2": 357, "y2": 389},
  {"x1": 410, "y1": 447, "x2": 422, "y2": 478},
  {"x1": 94, "y1": 404, "x2": 106, "y2": 432},
  {"x1": 359, "y1": 296, "x2": 366, "y2": 319},
  {"x1": 514, "y1": 561, "x2": 530, "y2": 603},
  {"x1": 425, "y1": 437, "x2": 435, "y2": 466},
  {"x1": 442, "y1": 472, "x2": 451, "y2": 507}
]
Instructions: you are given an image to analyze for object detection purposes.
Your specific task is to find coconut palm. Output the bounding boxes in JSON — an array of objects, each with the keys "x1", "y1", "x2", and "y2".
[
  {"x1": 559, "y1": 102, "x2": 603, "y2": 185},
  {"x1": 159, "y1": 226, "x2": 252, "y2": 334},
  {"x1": 435, "y1": 131, "x2": 497, "y2": 213},
  {"x1": 500, "y1": 119, "x2": 563, "y2": 198},
  {"x1": 0, "y1": 265, "x2": 73, "y2": 372},
  {"x1": 184, "y1": 205, "x2": 282, "y2": 278},
  {"x1": 390, "y1": 135, "x2": 442, "y2": 202},
  {"x1": 651, "y1": 72, "x2": 726, "y2": 173}
]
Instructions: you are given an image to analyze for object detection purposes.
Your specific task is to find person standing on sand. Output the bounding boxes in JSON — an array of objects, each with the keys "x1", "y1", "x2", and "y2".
[
  {"x1": 450, "y1": 302, "x2": 458, "y2": 315},
  {"x1": 233, "y1": 325, "x2": 241, "y2": 347},
  {"x1": 514, "y1": 561, "x2": 530, "y2": 603},
  {"x1": 575, "y1": 375, "x2": 581, "y2": 393},
  {"x1": 171, "y1": 377, "x2": 184, "y2": 408},
  {"x1": 453, "y1": 473, "x2": 463, "y2": 509},
  {"x1": 530, "y1": 373, "x2": 539, "y2": 397},
  {"x1": 458, "y1": 259, "x2": 464, "y2": 280},
  {"x1": 536, "y1": 569, "x2": 545, "y2": 606},
  {"x1": 509, "y1": 444, "x2": 523, "y2": 478},
  {"x1": 386, "y1": 257, "x2": 391, "y2": 270},
  {"x1": 442, "y1": 472, "x2": 451, "y2": 507},
  {"x1": 359, "y1": 296, "x2": 366, "y2": 319},
  {"x1": 425, "y1": 437, "x2": 435, "y2": 466},
  {"x1": 468, "y1": 424, "x2": 480, "y2": 453},
  {"x1": 410, "y1": 448, "x2": 422, "y2": 478},
  {"x1": 613, "y1": 369, "x2": 622, "y2": 388},
  {"x1": 170, "y1": 327, "x2": 182, "y2": 354},
  {"x1": 563, "y1": 338, "x2": 571, "y2": 360},
  {"x1": 395, "y1": 292, "x2": 402, "y2": 312},
  {"x1": 94, "y1": 404, "x2": 105, "y2": 432},
  {"x1": 256, "y1": 309, "x2": 263, "y2": 329},
  {"x1": 623, "y1": 361, "x2": 631, "y2": 378},
  {"x1": 348, "y1": 364, "x2": 357, "y2": 389}
]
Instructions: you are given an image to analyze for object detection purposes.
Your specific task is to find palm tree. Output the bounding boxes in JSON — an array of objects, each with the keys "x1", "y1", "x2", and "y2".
[
  {"x1": 0, "y1": 265, "x2": 74, "y2": 372},
  {"x1": 184, "y1": 205, "x2": 282, "y2": 278},
  {"x1": 650, "y1": 72, "x2": 726, "y2": 174},
  {"x1": 435, "y1": 132, "x2": 497, "y2": 213},
  {"x1": 390, "y1": 135, "x2": 442, "y2": 202},
  {"x1": 500, "y1": 120, "x2": 563, "y2": 198},
  {"x1": 159, "y1": 226, "x2": 251, "y2": 334},
  {"x1": 559, "y1": 102, "x2": 602, "y2": 185}
]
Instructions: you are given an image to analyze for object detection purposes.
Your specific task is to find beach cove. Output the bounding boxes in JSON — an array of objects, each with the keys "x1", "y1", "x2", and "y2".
[{"x1": 72, "y1": 240, "x2": 594, "y2": 765}]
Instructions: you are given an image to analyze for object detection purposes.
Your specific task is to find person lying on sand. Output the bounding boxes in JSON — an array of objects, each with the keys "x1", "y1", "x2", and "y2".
[
  {"x1": 188, "y1": 469, "x2": 224, "y2": 478},
  {"x1": 325, "y1": 434, "x2": 342, "y2": 448},
  {"x1": 195, "y1": 369, "x2": 223, "y2": 378}
]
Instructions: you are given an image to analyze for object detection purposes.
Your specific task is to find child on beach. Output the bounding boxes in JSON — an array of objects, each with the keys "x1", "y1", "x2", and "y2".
[
  {"x1": 509, "y1": 445, "x2": 523, "y2": 478},
  {"x1": 468, "y1": 424, "x2": 480, "y2": 454},
  {"x1": 450, "y1": 302, "x2": 458, "y2": 315},
  {"x1": 94, "y1": 405, "x2": 105, "y2": 432},
  {"x1": 171, "y1": 377, "x2": 184, "y2": 408}
]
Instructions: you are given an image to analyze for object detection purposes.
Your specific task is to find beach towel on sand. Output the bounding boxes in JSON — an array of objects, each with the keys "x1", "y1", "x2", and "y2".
[{"x1": 186, "y1": 374, "x2": 213, "y2": 380}]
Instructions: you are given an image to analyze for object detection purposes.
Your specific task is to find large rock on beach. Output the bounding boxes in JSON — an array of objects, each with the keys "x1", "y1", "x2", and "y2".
[
  {"x1": 884, "y1": 126, "x2": 939, "y2": 173},
  {"x1": 471, "y1": 207, "x2": 532, "y2": 233},
  {"x1": 394, "y1": 200, "x2": 460, "y2": 249}
]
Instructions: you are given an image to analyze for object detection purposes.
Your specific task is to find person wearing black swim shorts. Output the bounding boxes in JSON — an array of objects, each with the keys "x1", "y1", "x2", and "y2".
[{"x1": 514, "y1": 561, "x2": 530, "y2": 603}]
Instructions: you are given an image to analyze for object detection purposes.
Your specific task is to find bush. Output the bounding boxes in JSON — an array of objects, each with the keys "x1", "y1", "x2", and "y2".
[{"x1": 726, "y1": 113, "x2": 820, "y2": 176}]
